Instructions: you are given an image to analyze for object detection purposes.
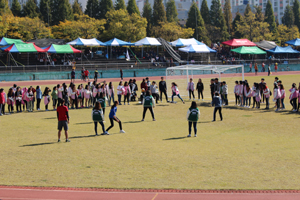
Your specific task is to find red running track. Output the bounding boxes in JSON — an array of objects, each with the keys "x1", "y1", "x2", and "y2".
[
  {"x1": 1, "y1": 187, "x2": 300, "y2": 200},
  {"x1": 0, "y1": 71, "x2": 299, "y2": 87}
]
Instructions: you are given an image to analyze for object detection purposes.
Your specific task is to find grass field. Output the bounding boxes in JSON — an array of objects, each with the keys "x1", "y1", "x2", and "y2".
[{"x1": 1, "y1": 74, "x2": 300, "y2": 190}]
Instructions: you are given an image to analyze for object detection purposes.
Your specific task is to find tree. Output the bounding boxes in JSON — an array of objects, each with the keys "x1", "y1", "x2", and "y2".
[
  {"x1": 166, "y1": 0, "x2": 178, "y2": 22},
  {"x1": 209, "y1": 0, "x2": 229, "y2": 42},
  {"x1": 152, "y1": 0, "x2": 166, "y2": 26},
  {"x1": 223, "y1": 0, "x2": 232, "y2": 36},
  {"x1": 11, "y1": 0, "x2": 22, "y2": 16},
  {"x1": 51, "y1": 0, "x2": 73, "y2": 25},
  {"x1": 85, "y1": 0, "x2": 99, "y2": 18},
  {"x1": 115, "y1": 0, "x2": 126, "y2": 10},
  {"x1": 22, "y1": 0, "x2": 39, "y2": 18},
  {"x1": 39, "y1": 0, "x2": 51, "y2": 24},
  {"x1": 142, "y1": 0, "x2": 152, "y2": 36},
  {"x1": 282, "y1": 5, "x2": 294, "y2": 28},
  {"x1": 0, "y1": 0, "x2": 11, "y2": 15},
  {"x1": 186, "y1": 2, "x2": 210, "y2": 44},
  {"x1": 276, "y1": 24, "x2": 299, "y2": 45},
  {"x1": 264, "y1": 0, "x2": 277, "y2": 34},
  {"x1": 127, "y1": 0, "x2": 140, "y2": 15},
  {"x1": 99, "y1": 0, "x2": 113, "y2": 19},
  {"x1": 103, "y1": 9, "x2": 146, "y2": 41},
  {"x1": 52, "y1": 14, "x2": 106, "y2": 41},
  {"x1": 200, "y1": 0, "x2": 210, "y2": 25},
  {"x1": 293, "y1": 0, "x2": 300, "y2": 30},
  {"x1": 244, "y1": 3, "x2": 252, "y2": 17},
  {"x1": 152, "y1": 21, "x2": 194, "y2": 41},
  {"x1": 232, "y1": 11, "x2": 243, "y2": 38},
  {"x1": 255, "y1": 6, "x2": 264, "y2": 22},
  {"x1": 73, "y1": 0, "x2": 83, "y2": 15}
]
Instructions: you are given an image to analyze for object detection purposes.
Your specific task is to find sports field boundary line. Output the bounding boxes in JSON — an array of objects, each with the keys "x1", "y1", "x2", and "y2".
[{"x1": 1, "y1": 185, "x2": 300, "y2": 193}]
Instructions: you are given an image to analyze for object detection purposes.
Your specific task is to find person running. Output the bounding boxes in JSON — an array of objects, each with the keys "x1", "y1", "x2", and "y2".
[
  {"x1": 186, "y1": 101, "x2": 200, "y2": 137},
  {"x1": 187, "y1": 78, "x2": 195, "y2": 100},
  {"x1": 94, "y1": 69, "x2": 99, "y2": 82},
  {"x1": 106, "y1": 101, "x2": 125, "y2": 134},
  {"x1": 171, "y1": 82, "x2": 185, "y2": 104},
  {"x1": 142, "y1": 90, "x2": 156, "y2": 121},
  {"x1": 57, "y1": 99, "x2": 70, "y2": 142},
  {"x1": 159, "y1": 77, "x2": 168, "y2": 102},
  {"x1": 280, "y1": 84, "x2": 285, "y2": 110},
  {"x1": 212, "y1": 92, "x2": 223, "y2": 122},
  {"x1": 71, "y1": 69, "x2": 75, "y2": 83},
  {"x1": 273, "y1": 83, "x2": 281, "y2": 112},
  {"x1": 263, "y1": 83, "x2": 271, "y2": 109},
  {"x1": 92, "y1": 102, "x2": 106, "y2": 136},
  {"x1": 196, "y1": 79, "x2": 204, "y2": 101},
  {"x1": 117, "y1": 81, "x2": 124, "y2": 105}
]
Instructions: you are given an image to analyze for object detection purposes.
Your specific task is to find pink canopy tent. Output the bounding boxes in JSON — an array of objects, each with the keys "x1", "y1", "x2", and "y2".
[{"x1": 222, "y1": 39, "x2": 257, "y2": 47}]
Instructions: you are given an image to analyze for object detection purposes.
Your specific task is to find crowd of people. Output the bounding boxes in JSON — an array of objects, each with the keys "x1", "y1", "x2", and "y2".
[{"x1": 1, "y1": 74, "x2": 298, "y2": 141}]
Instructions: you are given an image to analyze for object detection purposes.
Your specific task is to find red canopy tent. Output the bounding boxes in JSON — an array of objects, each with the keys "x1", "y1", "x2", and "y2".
[{"x1": 222, "y1": 39, "x2": 257, "y2": 47}]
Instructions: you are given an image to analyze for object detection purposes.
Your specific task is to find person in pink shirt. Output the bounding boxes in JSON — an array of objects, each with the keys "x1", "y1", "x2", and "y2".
[
  {"x1": 0, "y1": 88, "x2": 5, "y2": 116},
  {"x1": 123, "y1": 82, "x2": 131, "y2": 105},
  {"x1": 57, "y1": 84, "x2": 63, "y2": 104},
  {"x1": 279, "y1": 84, "x2": 285, "y2": 110},
  {"x1": 289, "y1": 83, "x2": 298, "y2": 112},
  {"x1": 171, "y1": 82, "x2": 185, "y2": 104}
]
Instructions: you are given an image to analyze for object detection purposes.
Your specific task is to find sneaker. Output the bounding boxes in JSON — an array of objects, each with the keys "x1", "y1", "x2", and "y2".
[
  {"x1": 96, "y1": 133, "x2": 99, "y2": 136},
  {"x1": 193, "y1": 98, "x2": 195, "y2": 101},
  {"x1": 212, "y1": 120, "x2": 215, "y2": 122},
  {"x1": 120, "y1": 130, "x2": 126, "y2": 133},
  {"x1": 275, "y1": 109, "x2": 279, "y2": 112},
  {"x1": 187, "y1": 134, "x2": 191, "y2": 137},
  {"x1": 292, "y1": 109, "x2": 297, "y2": 112},
  {"x1": 141, "y1": 119, "x2": 144, "y2": 121},
  {"x1": 194, "y1": 134, "x2": 197, "y2": 137},
  {"x1": 58, "y1": 139, "x2": 60, "y2": 142},
  {"x1": 128, "y1": 103, "x2": 130, "y2": 105},
  {"x1": 183, "y1": 101, "x2": 185, "y2": 104},
  {"x1": 66, "y1": 139, "x2": 70, "y2": 142},
  {"x1": 153, "y1": 119, "x2": 156, "y2": 121}
]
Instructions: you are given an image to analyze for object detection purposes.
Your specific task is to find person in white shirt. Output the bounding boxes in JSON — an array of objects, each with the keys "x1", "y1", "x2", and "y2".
[
  {"x1": 187, "y1": 78, "x2": 195, "y2": 100},
  {"x1": 117, "y1": 81, "x2": 124, "y2": 105}
]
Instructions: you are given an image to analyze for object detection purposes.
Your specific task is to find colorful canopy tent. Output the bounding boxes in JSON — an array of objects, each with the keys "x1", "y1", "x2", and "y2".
[
  {"x1": 222, "y1": 39, "x2": 256, "y2": 47},
  {"x1": 254, "y1": 40, "x2": 277, "y2": 50},
  {"x1": 2, "y1": 43, "x2": 46, "y2": 53},
  {"x1": 43, "y1": 44, "x2": 82, "y2": 53},
  {"x1": 285, "y1": 38, "x2": 300, "y2": 46},
  {"x1": 0, "y1": 37, "x2": 24, "y2": 46},
  {"x1": 179, "y1": 44, "x2": 216, "y2": 53},
  {"x1": 170, "y1": 38, "x2": 204, "y2": 47},
  {"x1": 266, "y1": 46, "x2": 299, "y2": 54},
  {"x1": 230, "y1": 46, "x2": 266, "y2": 54},
  {"x1": 104, "y1": 38, "x2": 134, "y2": 46},
  {"x1": 27, "y1": 39, "x2": 65, "y2": 47},
  {"x1": 134, "y1": 37, "x2": 161, "y2": 46},
  {"x1": 67, "y1": 38, "x2": 106, "y2": 46}
]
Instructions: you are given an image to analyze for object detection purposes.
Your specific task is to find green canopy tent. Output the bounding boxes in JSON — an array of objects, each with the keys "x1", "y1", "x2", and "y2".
[
  {"x1": 0, "y1": 37, "x2": 25, "y2": 46},
  {"x1": 230, "y1": 46, "x2": 266, "y2": 54}
]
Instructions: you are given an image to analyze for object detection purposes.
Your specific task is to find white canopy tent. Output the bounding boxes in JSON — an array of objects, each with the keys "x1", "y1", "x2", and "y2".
[
  {"x1": 170, "y1": 38, "x2": 204, "y2": 47},
  {"x1": 178, "y1": 44, "x2": 217, "y2": 53},
  {"x1": 67, "y1": 38, "x2": 106, "y2": 46},
  {"x1": 134, "y1": 37, "x2": 161, "y2": 58}
]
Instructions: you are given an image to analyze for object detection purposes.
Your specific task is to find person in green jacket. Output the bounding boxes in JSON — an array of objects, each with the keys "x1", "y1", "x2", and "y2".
[
  {"x1": 186, "y1": 101, "x2": 200, "y2": 137},
  {"x1": 92, "y1": 102, "x2": 106, "y2": 136},
  {"x1": 51, "y1": 86, "x2": 58, "y2": 110},
  {"x1": 97, "y1": 92, "x2": 106, "y2": 115},
  {"x1": 141, "y1": 90, "x2": 155, "y2": 121}
]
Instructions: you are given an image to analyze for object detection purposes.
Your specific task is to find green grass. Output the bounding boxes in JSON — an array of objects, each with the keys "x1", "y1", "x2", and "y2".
[{"x1": 1, "y1": 74, "x2": 300, "y2": 189}]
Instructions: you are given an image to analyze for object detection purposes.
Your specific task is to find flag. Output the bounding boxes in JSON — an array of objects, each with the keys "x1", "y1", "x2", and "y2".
[{"x1": 126, "y1": 49, "x2": 130, "y2": 61}]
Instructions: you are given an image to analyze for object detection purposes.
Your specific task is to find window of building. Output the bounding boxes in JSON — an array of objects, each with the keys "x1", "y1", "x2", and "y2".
[{"x1": 274, "y1": 2, "x2": 277, "y2": 5}]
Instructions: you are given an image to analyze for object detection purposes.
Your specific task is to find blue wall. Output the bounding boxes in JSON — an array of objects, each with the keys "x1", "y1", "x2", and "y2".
[{"x1": 0, "y1": 64, "x2": 299, "y2": 82}]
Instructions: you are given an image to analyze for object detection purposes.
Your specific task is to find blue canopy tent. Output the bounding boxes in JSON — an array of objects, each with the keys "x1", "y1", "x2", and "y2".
[
  {"x1": 266, "y1": 46, "x2": 299, "y2": 54},
  {"x1": 170, "y1": 38, "x2": 204, "y2": 47},
  {"x1": 104, "y1": 38, "x2": 135, "y2": 59},
  {"x1": 285, "y1": 38, "x2": 300, "y2": 46}
]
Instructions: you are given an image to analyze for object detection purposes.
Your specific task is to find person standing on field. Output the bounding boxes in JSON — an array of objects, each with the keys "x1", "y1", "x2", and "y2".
[
  {"x1": 92, "y1": 102, "x2": 106, "y2": 136},
  {"x1": 57, "y1": 99, "x2": 70, "y2": 142},
  {"x1": 186, "y1": 101, "x2": 200, "y2": 137},
  {"x1": 187, "y1": 78, "x2": 195, "y2": 100},
  {"x1": 141, "y1": 90, "x2": 156, "y2": 121},
  {"x1": 159, "y1": 77, "x2": 168, "y2": 102},
  {"x1": 212, "y1": 92, "x2": 223, "y2": 122}
]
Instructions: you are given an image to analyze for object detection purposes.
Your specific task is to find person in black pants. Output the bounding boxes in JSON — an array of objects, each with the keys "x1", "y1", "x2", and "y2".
[
  {"x1": 142, "y1": 91, "x2": 156, "y2": 121},
  {"x1": 159, "y1": 77, "x2": 169, "y2": 102},
  {"x1": 196, "y1": 78, "x2": 204, "y2": 100},
  {"x1": 259, "y1": 78, "x2": 265, "y2": 103},
  {"x1": 212, "y1": 92, "x2": 223, "y2": 121},
  {"x1": 210, "y1": 79, "x2": 215, "y2": 101},
  {"x1": 15, "y1": 87, "x2": 22, "y2": 112}
]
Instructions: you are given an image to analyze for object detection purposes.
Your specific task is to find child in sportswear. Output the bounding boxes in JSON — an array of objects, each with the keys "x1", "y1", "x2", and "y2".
[
  {"x1": 186, "y1": 101, "x2": 200, "y2": 137},
  {"x1": 142, "y1": 90, "x2": 156, "y2": 121},
  {"x1": 92, "y1": 102, "x2": 106, "y2": 136},
  {"x1": 171, "y1": 82, "x2": 185, "y2": 104},
  {"x1": 106, "y1": 101, "x2": 125, "y2": 134}
]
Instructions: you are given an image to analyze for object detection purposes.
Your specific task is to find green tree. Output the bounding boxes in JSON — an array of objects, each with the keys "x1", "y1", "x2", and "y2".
[
  {"x1": 209, "y1": 0, "x2": 229, "y2": 41},
  {"x1": 186, "y1": 2, "x2": 210, "y2": 44},
  {"x1": 73, "y1": 0, "x2": 83, "y2": 15},
  {"x1": 276, "y1": 24, "x2": 299, "y2": 45},
  {"x1": 115, "y1": 0, "x2": 126, "y2": 10},
  {"x1": 51, "y1": 0, "x2": 73, "y2": 25},
  {"x1": 84, "y1": 0, "x2": 99, "y2": 18},
  {"x1": 255, "y1": 6, "x2": 264, "y2": 22},
  {"x1": 99, "y1": 0, "x2": 113, "y2": 19},
  {"x1": 282, "y1": 5, "x2": 294, "y2": 28},
  {"x1": 244, "y1": 3, "x2": 252, "y2": 16},
  {"x1": 232, "y1": 11, "x2": 243, "y2": 38},
  {"x1": 152, "y1": 0, "x2": 166, "y2": 26},
  {"x1": 166, "y1": 0, "x2": 178, "y2": 22},
  {"x1": 39, "y1": 0, "x2": 51, "y2": 24},
  {"x1": 142, "y1": 0, "x2": 152, "y2": 36},
  {"x1": 293, "y1": 0, "x2": 300, "y2": 30},
  {"x1": 22, "y1": 0, "x2": 39, "y2": 18},
  {"x1": 11, "y1": 0, "x2": 22, "y2": 16},
  {"x1": 0, "y1": 0, "x2": 11, "y2": 15},
  {"x1": 127, "y1": 0, "x2": 140, "y2": 15},
  {"x1": 223, "y1": 0, "x2": 232, "y2": 36},
  {"x1": 264, "y1": 0, "x2": 277, "y2": 34},
  {"x1": 200, "y1": 0, "x2": 210, "y2": 25}
]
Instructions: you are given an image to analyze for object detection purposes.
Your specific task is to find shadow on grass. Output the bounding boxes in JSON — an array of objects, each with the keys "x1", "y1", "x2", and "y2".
[
  {"x1": 20, "y1": 142, "x2": 56, "y2": 147},
  {"x1": 163, "y1": 137, "x2": 186, "y2": 140},
  {"x1": 75, "y1": 122, "x2": 93, "y2": 125},
  {"x1": 44, "y1": 117, "x2": 56, "y2": 120},
  {"x1": 198, "y1": 121, "x2": 211, "y2": 123},
  {"x1": 69, "y1": 135, "x2": 95, "y2": 139},
  {"x1": 156, "y1": 104, "x2": 169, "y2": 107},
  {"x1": 123, "y1": 121, "x2": 142, "y2": 124}
]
